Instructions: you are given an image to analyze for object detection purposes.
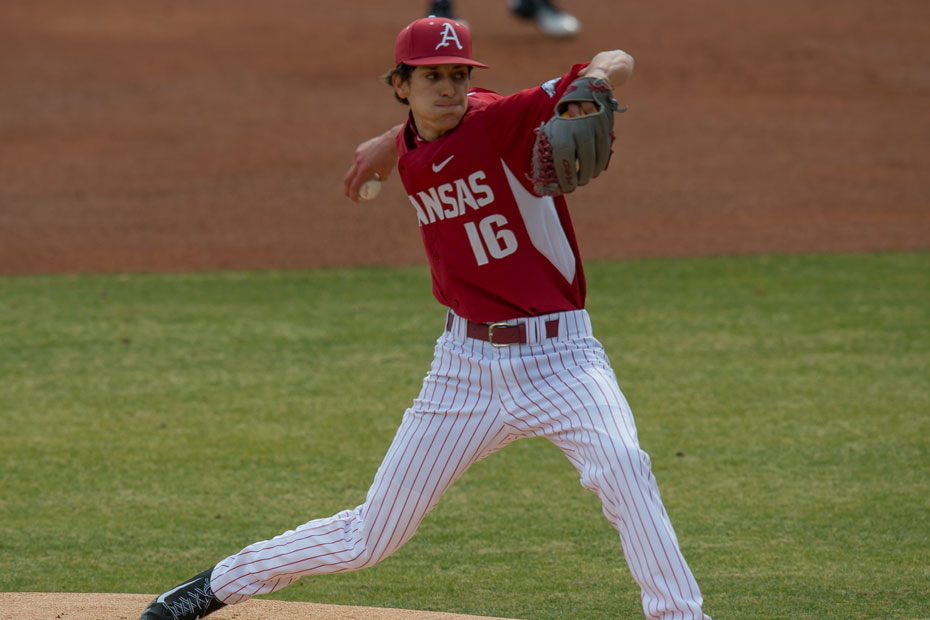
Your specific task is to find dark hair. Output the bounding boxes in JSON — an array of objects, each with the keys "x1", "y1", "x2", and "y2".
[{"x1": 382, "y1": 63, "x2": 474, "y2": 106}]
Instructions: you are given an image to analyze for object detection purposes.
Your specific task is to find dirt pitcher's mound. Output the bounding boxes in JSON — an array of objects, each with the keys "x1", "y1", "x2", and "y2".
[{"x1": 0, "y1": 593, "x2": 522, "y2": 620}]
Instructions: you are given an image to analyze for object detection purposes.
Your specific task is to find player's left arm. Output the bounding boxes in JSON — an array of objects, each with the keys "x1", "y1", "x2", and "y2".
[
  {"x1": 530, "y1": 49, "x2": 635, "y2": 196},
  {"x1": 565, "y1": 50, "x2": 634, "y2": 117},
  {"x1": 343, "y1": 123, "x2": 403, "y2": 202},
  {"x1": 579, "y1": 50, "x2": 634, "y2": 87}
]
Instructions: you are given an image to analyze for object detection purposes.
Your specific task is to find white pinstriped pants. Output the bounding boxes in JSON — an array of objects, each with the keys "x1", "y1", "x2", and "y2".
[{"x1": 212, "y1": 309, "x2": 709, "y2": 620}]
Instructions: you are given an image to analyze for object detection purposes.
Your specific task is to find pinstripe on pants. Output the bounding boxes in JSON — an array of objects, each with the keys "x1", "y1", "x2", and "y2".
[{"x1": 211, "y1": 309, "x2": 709, "y2": 620}]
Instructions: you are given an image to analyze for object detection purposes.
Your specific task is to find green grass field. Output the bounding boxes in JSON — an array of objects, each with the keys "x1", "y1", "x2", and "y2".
[{"x1": 1, "y1": 253, "x2": 928, "y2": 620}]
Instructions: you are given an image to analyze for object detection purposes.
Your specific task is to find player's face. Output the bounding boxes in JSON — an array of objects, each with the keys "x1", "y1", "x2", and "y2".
[{"x1": 394, "y1": 64, "x2": 471, "y2": 142}]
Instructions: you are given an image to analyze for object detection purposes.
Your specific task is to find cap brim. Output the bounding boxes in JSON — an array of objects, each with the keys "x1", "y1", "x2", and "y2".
[{"x1": 404, "y1": 56, "x2": 488, "y2": 68}]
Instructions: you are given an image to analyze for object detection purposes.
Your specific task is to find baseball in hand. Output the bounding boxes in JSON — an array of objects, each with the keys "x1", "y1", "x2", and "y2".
[{"x1": 358, "y1": 175, "x2": 382, "y2": 201}]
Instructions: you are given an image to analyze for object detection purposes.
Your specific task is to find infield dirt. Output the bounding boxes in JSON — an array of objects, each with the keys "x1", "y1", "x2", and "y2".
[
  {"x1": 1, "y1": 0, "x2": 928, "y2": 276},
  {"x1": 0, "y1": 593, "x2": 521, "y2": 620}
]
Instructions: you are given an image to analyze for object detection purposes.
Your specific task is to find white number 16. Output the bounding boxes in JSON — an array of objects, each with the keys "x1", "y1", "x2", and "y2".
[{"x1": 464, "y1": 215, "x2": 518, "y2": 266}]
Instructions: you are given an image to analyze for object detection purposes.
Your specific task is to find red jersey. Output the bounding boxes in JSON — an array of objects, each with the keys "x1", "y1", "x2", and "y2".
[{"x1": 396, "y1": 64, "x2": 590, "y2": 323}]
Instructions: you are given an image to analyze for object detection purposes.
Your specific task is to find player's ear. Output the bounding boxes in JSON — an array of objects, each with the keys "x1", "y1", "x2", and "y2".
[{"x1": 392, "y1": 73, "x2": 409, "y2": 101}]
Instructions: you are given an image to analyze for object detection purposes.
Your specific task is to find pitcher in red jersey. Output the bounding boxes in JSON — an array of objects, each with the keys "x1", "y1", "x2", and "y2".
[{"x1": 140, "y1": 17, "x2": 711, "y2": 620}]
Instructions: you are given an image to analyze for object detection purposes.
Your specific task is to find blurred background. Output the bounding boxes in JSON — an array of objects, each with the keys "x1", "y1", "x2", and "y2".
[{"x1": 1, "y1": 0, "x2": 928, "y2": 274}]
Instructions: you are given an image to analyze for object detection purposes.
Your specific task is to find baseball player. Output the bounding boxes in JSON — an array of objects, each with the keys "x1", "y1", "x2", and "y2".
[
  {"x1": 427, "y1": 0, "x2": 581, "y2": 38},
  {"x1": 139, "y1": 17, "x2": 710, "y2": 620}
]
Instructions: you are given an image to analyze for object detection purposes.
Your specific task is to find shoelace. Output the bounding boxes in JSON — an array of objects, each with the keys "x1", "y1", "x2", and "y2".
[{"x1": 163, "y1": 581, "x2": 215, "y2": 620}]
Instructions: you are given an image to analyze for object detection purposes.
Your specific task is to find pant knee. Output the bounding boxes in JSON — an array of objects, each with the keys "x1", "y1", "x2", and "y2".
[{"x1": 579, "y1": 443, "x2": 656, "y2": 500}]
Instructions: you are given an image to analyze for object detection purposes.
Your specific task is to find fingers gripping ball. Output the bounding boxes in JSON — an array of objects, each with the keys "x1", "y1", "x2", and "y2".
[
  {"x1": 531, "y1": 77, "x2": 625, "y2": 197},
  {"x1": 358, "y1": 175, "x2": 382, "y2": 201}
]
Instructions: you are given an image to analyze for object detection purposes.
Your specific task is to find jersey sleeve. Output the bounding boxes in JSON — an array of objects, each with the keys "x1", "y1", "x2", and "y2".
[{"x1": 481, "y1": 63, "x2": 589, "y2": 186}]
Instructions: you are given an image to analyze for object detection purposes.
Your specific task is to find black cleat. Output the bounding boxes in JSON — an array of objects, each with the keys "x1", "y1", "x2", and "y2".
[
  {"x1": 510, "y1": 0, "x2": 580, "y2": 37},
  {"x1": 140, "y1": 567, "x2": 226, "y2": 620},
  {"x1": 427, "y1": 0, "x2": 455, "y2": 19}
]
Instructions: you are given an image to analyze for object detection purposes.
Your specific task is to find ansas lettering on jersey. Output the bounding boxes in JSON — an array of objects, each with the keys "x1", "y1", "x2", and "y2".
[{"x1": 408, "y1": 170, "x2": 495, "y2": 226}]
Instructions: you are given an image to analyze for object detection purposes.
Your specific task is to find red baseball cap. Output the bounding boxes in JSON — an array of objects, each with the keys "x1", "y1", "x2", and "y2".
[{"x1": 394, "y1": 17, "x2": 488, "y2": 68}]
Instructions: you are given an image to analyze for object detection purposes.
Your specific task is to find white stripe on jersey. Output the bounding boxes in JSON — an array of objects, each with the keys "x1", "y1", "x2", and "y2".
[{"x1": 501, "y1": 159, "x2": 577, "y2": 283}]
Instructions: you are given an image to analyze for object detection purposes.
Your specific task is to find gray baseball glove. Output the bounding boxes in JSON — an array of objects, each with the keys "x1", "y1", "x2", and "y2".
[{"x1": 530, "y1": 77, "x2": 624, "y2": 197}]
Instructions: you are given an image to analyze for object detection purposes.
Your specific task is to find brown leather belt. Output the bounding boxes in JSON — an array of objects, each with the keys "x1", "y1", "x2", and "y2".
[{"x1": 449, "y1": 316, "x2": 560, "y2": 347}]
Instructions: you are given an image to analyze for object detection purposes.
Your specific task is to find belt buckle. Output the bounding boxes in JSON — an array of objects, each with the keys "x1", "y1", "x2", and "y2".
[{"x1": 487, "y1": 322, "x2": 510, "y2": 347}]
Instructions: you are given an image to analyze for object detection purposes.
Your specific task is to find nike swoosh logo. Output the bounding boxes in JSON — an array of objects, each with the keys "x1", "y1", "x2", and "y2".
[
  {"x1": 156, "y1": 578, "x2": 200, "y2": 604},
  {"x1": 432, "y1": 155, "x2": 455, "y2": 173}
]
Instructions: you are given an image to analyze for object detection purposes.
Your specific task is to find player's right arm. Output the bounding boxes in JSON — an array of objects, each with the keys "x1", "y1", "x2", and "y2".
[{"x1": 343, "y1": 123, "x2": 403, "y2": 202}]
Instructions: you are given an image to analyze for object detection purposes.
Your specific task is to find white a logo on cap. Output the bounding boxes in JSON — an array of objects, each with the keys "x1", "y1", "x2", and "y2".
[{"x1": 435, "y1": 22, "x2": 463, "y2": 50}]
